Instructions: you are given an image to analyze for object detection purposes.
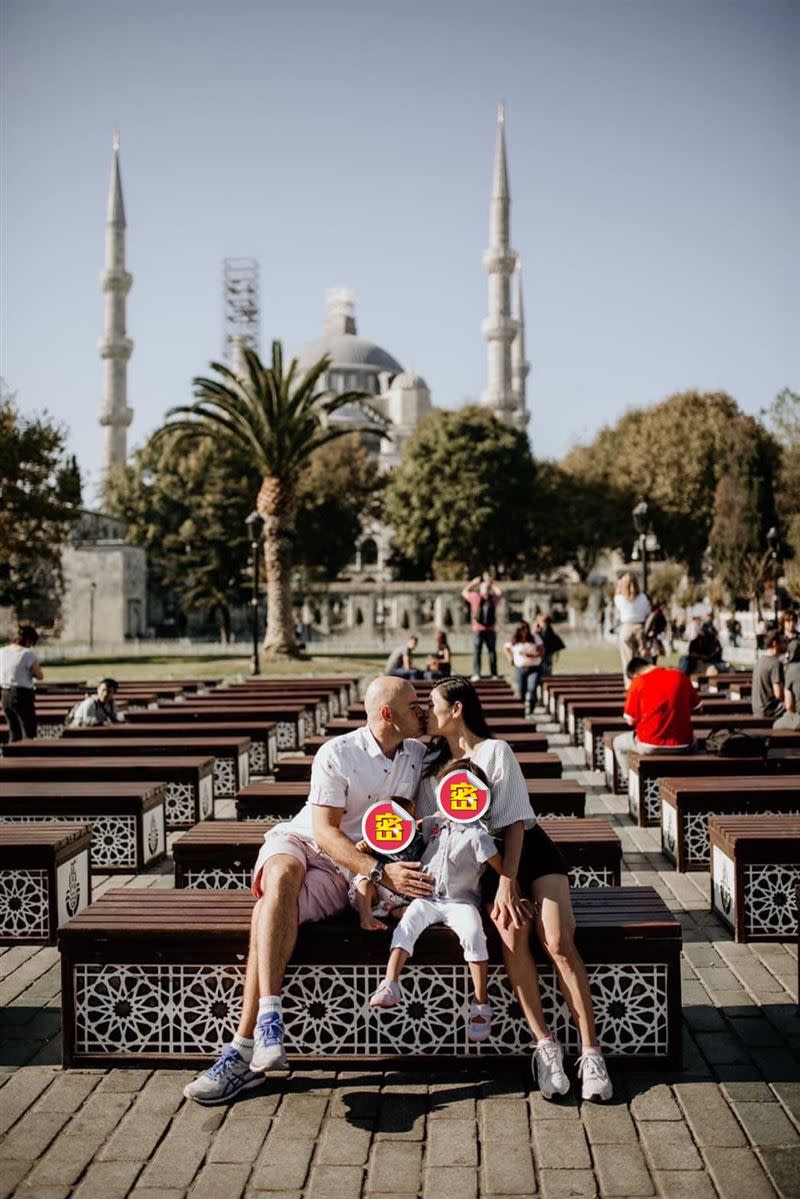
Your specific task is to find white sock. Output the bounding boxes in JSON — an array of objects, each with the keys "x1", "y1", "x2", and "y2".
[
  {"x1": 258, "y1": 995, "x2": 282, "y2": 1017},
  {"x1": 231, "y1": 1034, "x2": 253, "y2": 1061},
  {"x1": 582, "y1": 1045, "x2": 603, "y2": 1056},
  {"x1": 537, "y1": 1036, "x2": 555, "y2": 1046}
]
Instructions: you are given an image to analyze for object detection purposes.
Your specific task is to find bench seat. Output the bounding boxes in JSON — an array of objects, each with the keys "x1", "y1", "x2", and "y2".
[
  {"x1": 628, "y1": 752, "x2": 800, "y2": 827},
  {"x1": 1, "y1": 824, "x2": 91, "y2": 943},
  {"x1": 126, "y1": 704, "x2": 309, "y2": 751},
  {"x1": 0, "y1": 781, "x2": 168, "y2": 871},
  {"x1": 709, "y1": 815, "x2": 800, "y2": 942},
  {"x1": 660, "y1": 776, "x2": 800, "y2": 871},
  {"x1": 58, "y1": 886, "x2": 681, "y2": 1069},
  {"x1": 63, "y1": 720, "x2": 278, "y2": 778}
]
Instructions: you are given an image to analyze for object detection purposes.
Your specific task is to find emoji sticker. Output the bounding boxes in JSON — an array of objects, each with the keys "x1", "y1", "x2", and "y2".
[
  {"x1": 435, "y1": 768, "x2": 491, "y2": 823},
  {"x1": 362, "y1": 800, "x2": 417, "y2": 855}
]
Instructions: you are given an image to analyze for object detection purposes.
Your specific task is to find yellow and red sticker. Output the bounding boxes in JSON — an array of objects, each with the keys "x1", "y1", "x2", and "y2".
[
  {"x1": 435, "y1": 769, "x2": 491, "y2": 823},
  {"x1": 361, "y1": 800, "x2": 417, "y2": 855}
]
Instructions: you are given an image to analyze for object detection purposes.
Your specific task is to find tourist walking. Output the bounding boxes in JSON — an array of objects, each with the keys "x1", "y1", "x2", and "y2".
[
  {"x1": 419, "y1": 676, "x2": 613, "y2": 1101},
  {"x1": 462, "y1": 574, "x2": 502, "y2": 680},
  {"x1": 535, "y1": 612, "x2": 565, "y2": 682},
  {"x1": 0, "y1": 625, "x2": 43, "y2": 742},
  {"x1": 614, "y1": 574, "x2": 651, "y2": 683},
  {"x1": 751, "y1": 632, "x2": 786, "y2": 718},
  {"x1": 613, "y1": 657, "x2": 701, "y2": 784},
  {"x1": 503, "y1": 621, "x2": 545, "y2": 714}
]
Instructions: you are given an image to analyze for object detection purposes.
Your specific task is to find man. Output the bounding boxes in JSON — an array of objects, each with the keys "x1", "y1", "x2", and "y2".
[
  {"x1": 535, "y1": 612, "x2": 566, "y2": 683},
  {"x1": 462, "y1": 573, "x2": 502, "y2": 680},
  {"x1": 782, "y1": 611, "x2": 800, "y2": 665},
  {"x1": 184, "y1": 675, "x2": 432, "y2": 1104},
  {"x1": 66, "y1": 678, "x2": 122, "y2": 727},
  {"x1": 752, "y1": 632, "x2": 785, "y2": 718},
  {"x1": 613, "y1": 657, "x2": 702, "y2": 784},
  {"x1": 686, "y1": 617, "x2": 727, "y2": 676},
  {"x1": 0, "y1": 625, "x2": 43, "y2": 741},
  {"x1": 384, "y1": 635, "x2": 419, "y2": 678}
]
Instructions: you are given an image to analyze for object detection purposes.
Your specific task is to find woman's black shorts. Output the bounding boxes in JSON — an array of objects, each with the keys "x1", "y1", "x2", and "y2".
[{"x1": 481, "y1": 822, "x2": 568, "y2": 905}]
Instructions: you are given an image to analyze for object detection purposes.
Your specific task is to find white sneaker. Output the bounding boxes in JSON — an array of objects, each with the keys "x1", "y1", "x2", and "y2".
[
  {"x1": 251, "y1": 1011, "x2": 288, "y2": 1072},
  {"x1": 470, "y1": 674, "x2": 481, "y2": 682},
  {"x1": 577, "y1": 1050, "x2": 613, "y2": 1101},
  {"x1": 533, "y1": 1038, "x2": 570, "y2": 1099},
  {"x1": 183, "y1": 1045, "x2": 265, "y2": 1105},
  {"x1": 369, "y1": 979, "x2": 403, "y2": 1008},
  {"x1": 468, "y1": 1001, "x2": 492, "y2": 1042}
]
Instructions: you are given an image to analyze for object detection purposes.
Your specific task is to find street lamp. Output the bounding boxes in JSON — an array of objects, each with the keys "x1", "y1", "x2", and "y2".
[
  {"x1": 632, "y1": 500, "x2": 649, "y2": 596},
  {"x1": 245, "y1": 510, "x2": 263, "y2": 676},
  {"x1": 766, "y1": 526, "x2": 781, "y2": 623}
]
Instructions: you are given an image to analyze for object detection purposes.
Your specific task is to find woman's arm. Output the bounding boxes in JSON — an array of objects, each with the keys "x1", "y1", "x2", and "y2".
[{"x1": 491, "y1": 821, "x2": 530, "y2": 930}]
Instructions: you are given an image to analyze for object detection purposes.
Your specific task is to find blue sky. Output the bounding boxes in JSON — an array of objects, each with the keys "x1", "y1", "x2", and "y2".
[{"x1": 1, "y1": 0, "x2": 797, "y2": 497}]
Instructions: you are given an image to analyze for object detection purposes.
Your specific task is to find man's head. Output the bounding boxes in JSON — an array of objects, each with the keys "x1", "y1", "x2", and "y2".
[
  {"x1": 765, "y1": 632, "x2": 786, "y2": 656},
  {"x1": 364, "y1": 675, "x2": 425, "y2": 741},
  {"x1": 13, "y1": 625, "x2": 38, "y2": 648},
  {"x1": 782, "y1": 611, "x2": 797, "y2": 635},
  {"x1": 97, "y1": 678, "x2": 119, "y2": 704},
  {"x1": 407, "y1": 635, "x2": 418, "y2": 651},
  {"x1": 626, "y1": 656, "x2": 654, "y2": 681}
]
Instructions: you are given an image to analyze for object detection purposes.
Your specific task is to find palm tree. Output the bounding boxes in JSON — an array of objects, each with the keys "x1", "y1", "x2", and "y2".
[{"x1": 153, "y1": 341, "x2": 380, "y2": 657}]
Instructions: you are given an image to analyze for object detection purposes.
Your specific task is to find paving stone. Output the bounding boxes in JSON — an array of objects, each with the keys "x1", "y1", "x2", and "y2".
[
  {"x1": 479, "y1": 1096, "x2": 531, "y2": 1142},
  {"x1": 0, "y1": 1067, "x2": 57, "y2": 1135},
  {"x1": 136, "y1": 1102, "x2": 225, "y2": 1189},
  {"x1": 481, "y1": 1139, "x2": 537, "y2": 1194},
  {"x1": 750, "y1": 1047, "x2": 800, "y2": 1083},
  {"x1": 426, "y1": 1119, "x2": 478, "y2": 1167},
  {"x1": 375, "y1": 1090, "x2": 426, "y2": 1139},
  {"x1": 674, "y1": 1082, "x2": 746, "y2": 1147},
  {"x1": 0, "y1": 1160, "x2": 33, "y2": 1199},
  {"x1": 367, "y1": 1142, "x2": 423, "y2": 1194},
  {"x1": 71, "y1": 1160, "x2": 143, "y2": 1199},
  {"x1": 423, "y1": 1166, "x2": 477, "y2": 1198},
  {"x1": 530, "y1": 1093, "x2": 582, "y2": 1120},
  {"x1": 186, "y1": 1162, "x2": 250, "y2": 1199},
  {"x1": 772, "y1": 1081, "x2": 800, "y2": 1122},
  {"x1": 703, "y1": 1146, "x2": 777, "y2": 1198},
  {"x1": 20, "y1": 1092, "x2": 134, "y2": 1186},
  {"x1": 13, "y1": 1186, "x2": 70, "y2": 1199},
  {"x1": 592, "y1": 1144, "x2": 654, "y2": 1196},
  {"x1": 95, "y1": 1069, "x2": 152, "y2": 1093},
  {"x1": 129, "y1": 1189, "x2": 186, "y2": 1199},
  {"x1": 32, "y1": 1070, "x2": 102, "y2": 1113},
  {"x1": 206, "y1": 1104, "x2": 272, "y2": 1163},
  {"x1": 0, "y1": 1108, "x2": 70, "y2": 1161},
  {"x1": 305, "y1": 1164, "x2": 365, "y2": 1199},
  {"x1": 652, "y1": 1169, "x2": 718, "y2": 1198},
  {"x1": 732, "y1": 1101, "x2": 800, "y2": 1147},
  {"x1": 728, "y1": 1017, "x2": 784, "y2": 1048},
  {"x1": 629, "y1": 1084, "x2": 682, "y2": 1121},
  {"x1": 539, "y1": 1168, "x2": 597, "y2": 1197},
  {"x1": 270, "y1": 1093, "x2": 329, "y2": 1140},
  {"x1": 759, "y1": 1146, "x2": 800, "y2": 1199},
  {"x1": 316, "y1": 1118, "x2": 372, "y2": 1166},
  {"x1": 329, "y1": 1080, "x2": 381, "y2": 1122},
  {"x1": 532, "y1": 1119, "x2": 591, "y2": 1169},
  {"x1": 684, "y1": 1005, "x2": 728, "y2": 1032},
  {"x1": 250, "y1": 1136, "x2": 315, "y2": 1191},
  {"x1": 695, "y1": 1033, "x2": 748, "y2": 1065},
  {"x1": 638, "y1": 1120, "x2": 703, "y2": 1171},
  {"x1": 97, "y1": 1073, "x2": 196, "y2": 1161},
  {"x1": 580, "y1": 1101, "x2": 638, "y2": 1144}
]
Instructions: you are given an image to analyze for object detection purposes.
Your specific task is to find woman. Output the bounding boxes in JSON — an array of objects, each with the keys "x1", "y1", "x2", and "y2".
[
  {"x1": 419, "y1": 675, "x2": 612, "y2": 1101},
  {"x1": 426, "y1": 629, "x2": 452, "y2": 678},
  {"x1": 613, "y1": 574, "x2": 651, "y2": 684},
  {"x1": 0, "y1": 625, "x2": 43, "y2": 741},
  {"x1": 503, "y1": 621, "x2": 544, "y2": 715}
]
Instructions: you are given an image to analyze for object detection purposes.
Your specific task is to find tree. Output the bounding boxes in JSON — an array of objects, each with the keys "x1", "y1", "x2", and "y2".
[
  {"x1": 0, "y1": 388, "x2": 81, "y2": 627},
  {"x1": 764, "y1": 388, "x2": 800, "y2": 590},
  {"x1": 152, "y1": 342, "x2": 376, "y2": 657},
  {"x1": 385, "y1": 406, "x2": 536, "y2": 579},
  {"x1": 529, "y1": 461, "x2": 631, "y2": 581},
  {"x1": 294, "y1": 434, "x2": 381, "y2": 581}
]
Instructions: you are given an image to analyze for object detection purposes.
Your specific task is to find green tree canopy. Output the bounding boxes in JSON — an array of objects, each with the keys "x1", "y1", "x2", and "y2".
[
  {"x1": 765, "y1": 388, "x2": 800, "y2": 582},
  {"x1": 385, "y1": 406, "x2": 536, "y2": 579},
  {"x1": 528, "y1": 461, "x2": 632, "y2": 581}
]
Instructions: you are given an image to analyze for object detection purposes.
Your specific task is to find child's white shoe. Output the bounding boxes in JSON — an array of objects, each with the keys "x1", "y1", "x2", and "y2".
[
  {"x1": 369, "y1": 979, "x2": 402, "y2": 1008},
  {"x1": 468, "y1": 1001, "x2": 492, "y2": 1042}
]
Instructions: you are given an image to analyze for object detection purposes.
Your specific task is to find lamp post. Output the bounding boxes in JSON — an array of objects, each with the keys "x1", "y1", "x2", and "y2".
[
  {"x1": 766, "y1": 526, "x2": 780, "y2": 624},
  {"x1": 245, "y1": 511, "x2": 263, "y2": 676},
  {"x1": 632, "y1": 500, "x2": 649, "y2": 596},
  {"x1": 88, "y1": 582, "x2": 96, "y2": 651}
]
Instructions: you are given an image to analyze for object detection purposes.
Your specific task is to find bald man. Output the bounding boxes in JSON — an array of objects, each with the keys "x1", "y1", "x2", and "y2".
[{"x1": 185, "y1": 675, "x2": 433, "y2": 1104}]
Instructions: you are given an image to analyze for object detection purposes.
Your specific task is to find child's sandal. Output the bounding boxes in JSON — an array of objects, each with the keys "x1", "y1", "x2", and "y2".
[{"x1": 468, "y1": 1001, "x2": 492, "y2": 1042}]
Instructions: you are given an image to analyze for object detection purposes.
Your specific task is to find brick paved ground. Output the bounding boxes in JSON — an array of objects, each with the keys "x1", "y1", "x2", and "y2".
[{"x1": 1, "y1": 719, "x2": 798, "y2": 1198}]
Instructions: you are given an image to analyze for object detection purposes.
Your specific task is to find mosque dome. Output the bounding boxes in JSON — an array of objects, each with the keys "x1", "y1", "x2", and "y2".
[
  {"x1": 294, "y1": 332, "x2": 402, "y2": 375},
  {"x1": 390, "y1": 369, "x2": 428, "y2": 391},
  {"x1": 292, "y1": 288, "x2": 403, "y2": 390}
]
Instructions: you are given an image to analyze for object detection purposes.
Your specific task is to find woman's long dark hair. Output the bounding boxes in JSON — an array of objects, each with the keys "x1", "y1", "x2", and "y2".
[{"x1": 424, "y1": 675, "x2": 493, "y2": 777}]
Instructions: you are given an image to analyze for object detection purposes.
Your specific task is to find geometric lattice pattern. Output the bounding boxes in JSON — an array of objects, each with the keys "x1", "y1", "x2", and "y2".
[
  {"x1": 249, "y1": 741, "x2": 267, "y2": 775},
  {"x1": 593, "y1": 737, "x2": 605, "y2": 771},
  {"x1": 214, "y1": 758, "x2": 236, "y2": 798},
  {"x1": 183, "y1": 867, "x2": 250, "y2": 890},
  {"x1": 684, "y1": 808, "x2": 800, "y2": 867},
  {"x1": 642, "y1": 777, "x2": 661, "y2": 824},
  {"x1": 0, "y1": 869, "x2": 49, "y2": 939},
  {"x1": 36, "y1": 723, "x2": 64, "y2": 739},
  {"x1": 0, "y1": 813, "x2": 137, "y2": 869},
  {"x1": 744, "y1": 864, "x2": 800, "y2": 938},
  {"x1": 71, "y1": 960, "x2": 671, "y2": 1058},
  {"x1": 276, "y1": 722, "x2": 298, "y2": 750},
  {"x1": 165, "y1": 783, "x2": 197, "y2": 827},
  {"x1": 569, "y1": 866, "x2": 615, "y2": 888}
]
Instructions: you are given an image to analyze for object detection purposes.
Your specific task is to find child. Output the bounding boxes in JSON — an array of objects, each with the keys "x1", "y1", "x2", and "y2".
[
  {"x1": 350, "y1": 795, "x2": 424, "y2": 931},
  {"x1": 368, "y1": 763, "x2": 504, "y2": 1042}
]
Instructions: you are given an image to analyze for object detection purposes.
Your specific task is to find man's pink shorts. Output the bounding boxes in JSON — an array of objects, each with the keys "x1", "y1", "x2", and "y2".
[{"x1": 251, "y1": 829, "x2": 348, "y2": 923}]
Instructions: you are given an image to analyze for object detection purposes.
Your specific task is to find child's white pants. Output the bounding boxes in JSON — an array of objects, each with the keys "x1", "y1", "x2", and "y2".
[{"x1": 390, "y1": 897, "x2": 488, "y2": 962}]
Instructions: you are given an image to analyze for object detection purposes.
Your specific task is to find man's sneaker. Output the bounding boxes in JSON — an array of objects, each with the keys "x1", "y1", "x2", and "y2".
[
  {"x1": 183, "y1": 1045, "x2": 265, "y2": 1105},
  {"x1": 251, "y1": 1011, "x2": 288, "y2": 1072},
  {"x1": 533, "y1": 1038, "x2": 570, "y2": 1099},
  {"x1": 577, "y1": 1050, "x2": 613, "y2": 1101}
]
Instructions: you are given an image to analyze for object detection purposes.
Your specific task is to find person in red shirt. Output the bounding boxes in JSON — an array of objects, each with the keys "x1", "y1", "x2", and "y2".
[{"x1": 613, "y1": 657, "x2": 702, "y2": 783}]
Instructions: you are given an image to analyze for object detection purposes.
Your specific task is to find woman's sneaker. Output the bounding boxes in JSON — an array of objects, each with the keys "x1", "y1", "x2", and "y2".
[
  {"x1": 533, "y1": 1038, "x2": 570, "y2": 1099},
  {"x1": 251, "y1": 1011, "x2": 288, "y2": 1072},
  {"x1": 577, "y1": 1050, "x2": 613, "y2": 1101},
  {"x1": 183, "y1": 1045, "x2": 265, "y2": 1105}
]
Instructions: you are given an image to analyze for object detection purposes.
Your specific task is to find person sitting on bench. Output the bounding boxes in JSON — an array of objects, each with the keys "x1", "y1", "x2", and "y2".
[
  {"x1": 613, "y1": 657, "x2": 702, "y2": 784},
  {"x1": 66, "y1": 678, "x2": 122, "y2": 727}
]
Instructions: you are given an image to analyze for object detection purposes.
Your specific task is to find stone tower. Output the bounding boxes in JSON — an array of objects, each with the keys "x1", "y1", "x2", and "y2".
[
  {"x1": 98, "y1": 132, "x2": 133, "y2": 478},
  {"x1": 482, "y1": 105, "x2": 527, "y2": 428},
  {"x1": 510, "y1": 263, "x2": 531, "y2": 434}
]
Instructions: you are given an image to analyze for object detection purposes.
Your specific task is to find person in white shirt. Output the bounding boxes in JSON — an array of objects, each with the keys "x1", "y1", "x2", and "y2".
[
  {"x1": 613, "y1": 574, "x2": 651, "y2": 685},
  {"x1": 184, "y1": 674, "x2": 432, "y2": 1105},
  {"x1": 503, "y1": 621, "x2": 545, "y2": 714},
  {"x1": 0, "y1": 625, "x2": 43, "y2": 741},
  {"x1": 66, "y1": 678, "x2": 123, "y2": 727}
]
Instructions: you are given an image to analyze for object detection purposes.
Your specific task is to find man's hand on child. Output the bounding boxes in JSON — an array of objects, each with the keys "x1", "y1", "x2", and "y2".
[{"x1": 383, "y1": 860, "x2": 435, "y2": 898}]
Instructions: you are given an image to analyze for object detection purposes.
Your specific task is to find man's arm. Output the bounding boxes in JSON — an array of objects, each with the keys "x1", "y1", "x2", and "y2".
[
  {"x1": 31, "y1": 656, "x2": 43, "y2": 681},
  {"x1": 311, "y1": 807, "x2": 434, "y2": 898},
  {"x1": 461, "y1": 577, "x2": 480, "y2": 601}
]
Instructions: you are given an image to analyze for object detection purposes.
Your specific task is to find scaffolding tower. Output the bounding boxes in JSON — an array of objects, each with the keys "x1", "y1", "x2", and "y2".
[{"x1": 222, "y1": 258, "x2": 261, "y2": 363}]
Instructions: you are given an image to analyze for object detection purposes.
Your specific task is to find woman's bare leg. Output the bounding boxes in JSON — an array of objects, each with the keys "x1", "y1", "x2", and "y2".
[
  {"x1": 488, "y1": 904, "x2": 551, "y2": 1042},
  {"x1": 532, "y1": 873, "x2": 598, "y2": 1048}
]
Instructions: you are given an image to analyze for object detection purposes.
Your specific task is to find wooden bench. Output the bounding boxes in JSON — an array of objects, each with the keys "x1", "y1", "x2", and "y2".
[
  {"x1": 660, "y1": 776, "x2": 800, "y2": 871},
  {"x1": 234, "y1": 778, "x2": 586, "y2": 821},
  {"x1": 0, "y1": 781, "x2": 167, "y2": 872},
  {"x1": 6, "y1": 735, "x2": 250, "y2": 800},
  {"x1": 173, "y1": 814, "x2": 618, "y2": 892},
  {"x1": 65, "y1": 720, "x2": 277, "y2": 777},
  {"x1": 58, "y1": 886, "x2": 681, "y2": 1069},
  {"x1": 628, "y1": 751, "x2": 800, "y2": 827},
  {"x1": 146, "y1": 701, "x2": 311, "y2": 749},
  {"x1": 709, "y1": 815, "x2": 800, "y2": 942},
  {"x1": 0, "y1": 756, "x2": 214, "y2": 829},
  {"x1": 304, "y1": 731, "x2": 548, "y2": 757},
  {"x1": 1, "y1": 824, "x2": 91, "y2": 943}
]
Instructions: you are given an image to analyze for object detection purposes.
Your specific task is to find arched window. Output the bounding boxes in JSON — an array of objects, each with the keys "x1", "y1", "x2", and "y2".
[{"x1": 361, "y1": 538, "x2": 378, "y2": 566}]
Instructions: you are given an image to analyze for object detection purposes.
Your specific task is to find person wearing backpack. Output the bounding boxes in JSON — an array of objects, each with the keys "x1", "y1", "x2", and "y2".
[{"x1": 462, "y1": 574, "x2": 502, "y2": 680}]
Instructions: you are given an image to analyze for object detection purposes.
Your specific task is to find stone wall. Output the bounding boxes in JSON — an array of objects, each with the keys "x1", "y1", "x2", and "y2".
[{"x1": 60, "y1": 543, "x2": 147, "y2": 643}]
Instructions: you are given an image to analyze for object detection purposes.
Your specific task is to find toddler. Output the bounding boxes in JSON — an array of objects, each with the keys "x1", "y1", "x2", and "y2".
[{"x1": 350, "y1": 796, "x2": 424, "y2": 930}]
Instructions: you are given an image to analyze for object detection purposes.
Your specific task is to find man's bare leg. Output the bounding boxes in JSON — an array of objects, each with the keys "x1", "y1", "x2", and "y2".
[
  {"x1": 256, "y1": 854, "x2": 306, "y2": 996},
  {"x1": 235, "y1": 898, "x2": 263, "y2": 1038}
]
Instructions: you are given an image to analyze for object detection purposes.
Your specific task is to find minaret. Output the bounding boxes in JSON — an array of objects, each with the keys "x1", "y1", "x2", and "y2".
[
  {"x1": 511, "y1": 263, "x2": 531, "y2": 433},
  {"x1": 98, "y1": 131, "x2": 133, "y2": 478},
  {"x1": 481, "y1": 104, "x2": 519, "y2": 423}
]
